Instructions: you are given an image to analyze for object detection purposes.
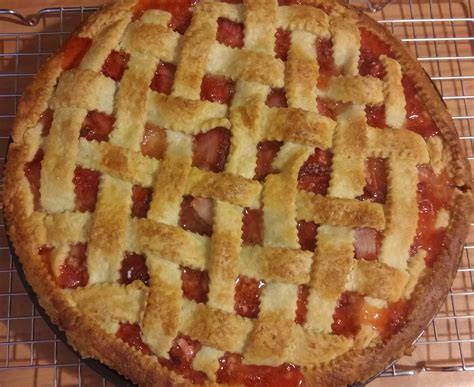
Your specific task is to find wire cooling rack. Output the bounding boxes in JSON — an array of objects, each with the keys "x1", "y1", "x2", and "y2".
[{"x1": 0, "y1": 1, "x2": 472, "y2": 386}]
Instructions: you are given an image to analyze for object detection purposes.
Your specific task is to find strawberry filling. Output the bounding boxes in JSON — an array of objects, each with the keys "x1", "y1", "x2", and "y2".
[
  {"x1": 266, "y1": 88, "x2": 288, "y2": 108},
  {"x1": 24, "y1": 150, "x2": 43, "y2": 210},
  {"x1": 217, "y1": 353, "x2": 305, "y2": 387},
  {"x1": 297, "y1": 149, "x2": 332, "y2": 195},
  {"x1": 179, "y1": 196, "x2": 213, "y2": 236},
  {"x1": 133, "y1": 0, "x2": 199, "y2": 34},
  {"x1": 131, "y1": 185, "x2": 153, "y2": 218},
  {"x1": 39, "y1": 109, "x2": 54, "y2": 136},
  {"x1": 116, "y1": 323, "x2": 152, "y2": 355},
  {"x1": 150, "y1": 62, "x2": 176, "y2": 95},
  {"x1": 316, "y1": 97, "x2": 345, "y2": 120},
  {"x1": 181, "y1": 267, "x2": 209, "y2": 303},
  {"x1": 62, "y1": 36, "x2": 91, "y2": 70},
  {"x1": 332, "y1": 292, "x2": 410, "y2": 340},
  {"x1": 402, "y1": 75, "x2": 440, "y2": 139},
  {"x1": 57, "y1": 243, "x2": 89, "y2": 289},
  {"x1": 359, "y1": 158, "x2": 388, "y2": 204},
  {"x1": 201, "y1": 74, "x2": 236, "y2": 105},
  {"x1": 102, "y1": 50, "x2": 130, "y2": 81},
  {"x1": 140, "y1": 123, "x2": 167, "y2": 159},
  {"x1": 217, "y1": 18, "x2": 245, "y2": 48},
  {"x1": 275, "y1": 28, "x2": 291, "y2": 61},
  {"x1": 297, "y1": 220, "x2": 318, "y2": 252},
  {"x1": 358, "y1": 28, "x2": 392, "y2": 79},
  {"x1": 354, "y1": 228, "x2": 381, "y2": 261},
  {"x1": 242, "y1": 208, "x2": 263, "y2": 246},
  {"x1": 295, "y1": 285, "x2": 310, "y2": 325},
  {"x1": 365, "y1": 104, "x2": 386, "y2": 129},
  {"x1": 74, "y1": 167, "x2": 100, "y2": 212},
  {"x1": 192, "y1": 127, "x2": 231, "y2": 172},
  {"x1": 234, "y1": 276, "x2": 265, "y2": 319},
  {"x1": 160, "y1": 335, "x2": 207, "y2": 383},
  {"x1": 120, "y1": 252, "x2": 150, "y2": 286},
  {"x1": 80, "y1": 111, "x2": 115, "y2": 142},
  {"x1": 255, "y1": 141, "x2": 283, "y2": 181},
  {"x1": 316, "y1": 38, "x2": 339, "y2": 90},
  {"x1": 410, "y1": 165, "x2": 452, "y2": 265}
]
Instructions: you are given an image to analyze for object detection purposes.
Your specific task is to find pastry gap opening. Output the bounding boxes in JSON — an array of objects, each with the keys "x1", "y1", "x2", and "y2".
[
  {"x1": 178, "y1": 195, "x2": 214, "y2": 236},
  {"x1": 216, "y1": 17, "x2": 245, "y2": 48},
  {"x1": 365, "y1": 104, "x2": 386, "y2": 129},
  {"x1": 297, "y1": 148, "x2": 332, "y2": 196},
  {"x1": 150, "y1": 61, "x2": 177, "y2": 95},
  {"x1": 74, "y1": 166, "x2": 101, "y2": 212},
  {"x1": 102, "y1": 50, "x2": 130, "y2": 81},
  {"x1": 159, "y1": 334, "x2": 208, "y2": 383},
  {"x1": 116, "y1": 322, "x2": 152, "y2": 355},
  {"x1": 181, "y1": 266, "x2": 209, "y2": 303},
  {"x1": 234, "y1": 275, "x2": 265, "y2": 319},
  {"x1": 254, "y1": 140, "x2": 283, "y2": 181},
  {"x1": 265, "y1": 88, "x2": 288, "y2": 108},
  {"x1": 353, "y1": 227, "x2": 382, "y2": 262},
  {"x1": 274, "y1": 28, "x2": 291, "y2": 61},
  {"x1": 140, "y1": 123, "x2": 167, "y2": 159},
  {"x1": 242, "y1": 207, "x2": 263, "y2": 246},
  {"x1": 39, "y1": 108, "x2": 54, "y2": 136},
  {"x1": 131, "y1": 185, "x2": 153, "y2": 219},
  {"x1": 316, "y1": 37, "x2": 340, "y2": 90},
  {"x1": 119, "y1": 252, "x2": 150, "y2": 286},
  {"x1": 57, "y1": 243, "x2": 89, "y2": 289},
  {"x1": 297, "y1": 220, "x2": 318, "y2": 252},
  {"x1": 24, "y1": 149, "x2": 44, "y2": 211},
  {"x1": 62, "y1": 36, "x2": 92, "y2": 70},
  {"x1": 80, "y1": 110, "x2": 115, "y2": 142},
  {"x1": 357, "y1": 157, "x2": 387, "y2": 204},
  {"x1": 192, "y1": 127, "x2": 231, "y2": 173},
  {"x1": 200, "y1": 74, "x2": 236, "y2": 105},
  {"x1": 295, "y1": 284, "x2": 310, "y2": 325}
]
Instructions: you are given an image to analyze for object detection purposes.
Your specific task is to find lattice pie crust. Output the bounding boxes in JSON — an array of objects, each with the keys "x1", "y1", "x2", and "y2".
[{"x1": 3, "y1": 0, "x2": 472, "y2": 385}]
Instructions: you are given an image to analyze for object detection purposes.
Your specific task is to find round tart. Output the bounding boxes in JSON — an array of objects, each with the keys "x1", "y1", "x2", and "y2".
[{"x1": 4, "y1": 0, "x2": 472, "y2": 385}]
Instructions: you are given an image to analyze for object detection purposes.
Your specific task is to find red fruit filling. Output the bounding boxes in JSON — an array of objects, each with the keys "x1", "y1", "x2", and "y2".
[
  {"x1": 295, "y1": 285, "x2": 310, "y2": 325},
  {"x1": 57, "y1": 243, "x2": 89, "y2": 289},
  {"x1": 150, "y1": 62, "x2": 176, "y2": 95},
  {"x1": 354, "y1": 227, "x2": 381, "y2": 261},
  {"x1": 316, "y1": 97, "x2": 344, "y2": 120},
  {"x1": 131, "y1": 185, "x2": 153, "y2": 218},
  {"x1": 266, "y1": 88, "x2": 288, "y2": 108},
  {"x1": 217, "y1": 18, "x2": 245, "y2": 48},
  {"x1": 365, "y1": 104, "x2": 386, "y2": 129},
  {"x1": 74, "y1": 167, "x2": 100, "y2": 212},
  {"x1": 297, "y1": 220, "x2": 318, "y2": 252},
  {"x1": 217, "y1": 353, "x2": 305, "y2": 387},
  {"x1": 332, "y1": 292, "x2": 410, "y2": 340},
  {"x1": 179, "y1": 196, "x2": 213, "y2": 236},
  {"x1": 140, "y1": 123, "x2": 167, "y2": 159},
  {"x1": 133, "y1": 0, "x2": 199, "y2": 34},
  {"x1": 39, "y1": 109, "x2": 54, "y2": 136},
  {"x1": 255, "y1": 141, "x2": 283, "y2": 181},
  {"x1": 402, "y1": 75, "x2": 440, "y2": 139},
  {"x1": 62, "y1": 36, "x2": 92, "y2": 70},
  {"x1": 275, "y1": 28, "x2": 291, "y2": 61},
  {"x1": 192, "y1": 127, "x2": 231, "y2": 172},
  {"x1": 234, "y1": 276, "x2": 265, "y2": 319},
  {"x1": 297, "y1": 149, "x2": 332, "y2": 195},
  {"x1": 359, "y1": 158, "x2": 387, "y2": 204},
  {"x1": 316, "y1": 38, "x2": 339, "y2": 90},
  {"x1": 359, "y1": 27, "x2": 392, "y2": 79},
  {"x1": 80, "y1": 111, "x2": 115, "y2": 142},
  {"x1": 116, "y1": 322, "x2": 152, "y2": 355},
  {"x1": 201, "y1": 74, "x2": 236, "y2": 105},
  {"x1": 120, "y1": 252, "x2": 150, "y2": 286},
  {"x1": 242, "y1": 208, "x2": 263, "y2": 246},
  {"x1": 159, "y1": 335, "x2": 207, "y2": 383},
  {"x1": 102, "y1": 50, "x2": 130, "y2": 81},
  {"x1": 410, "y1": 165, "x2": 453, "y2": 265},
  {"x1": 24, "y1": 150, "x2": 43, "y2": 210},
  {"x1": 181, "y1": 267, "x2": 209, "y2": 303}
]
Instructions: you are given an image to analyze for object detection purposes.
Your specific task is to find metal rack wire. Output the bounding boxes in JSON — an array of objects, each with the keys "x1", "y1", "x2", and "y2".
[{"x1": 0, "y1": 1, "x2": 472, "y2": 385}]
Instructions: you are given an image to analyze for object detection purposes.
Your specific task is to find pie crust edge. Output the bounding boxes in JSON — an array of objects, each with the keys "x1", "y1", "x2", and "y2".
[{"x1": 3, "y1": 0, "x2": 473, "y2": 385}]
